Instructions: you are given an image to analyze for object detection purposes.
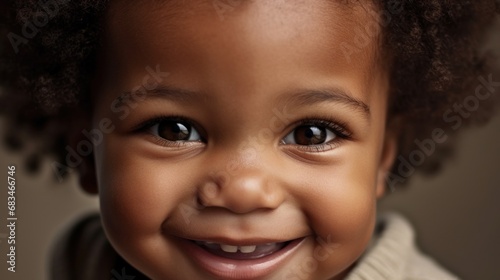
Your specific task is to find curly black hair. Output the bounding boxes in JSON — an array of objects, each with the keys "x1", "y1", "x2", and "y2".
[{"x1": 0, "y1": 0, "x2": 499, "y2": 184}]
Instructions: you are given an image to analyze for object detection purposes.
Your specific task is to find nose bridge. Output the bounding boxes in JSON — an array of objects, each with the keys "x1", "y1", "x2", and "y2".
[{"x1": 198, "y1": 148, "x2": 284, "y2": 214}]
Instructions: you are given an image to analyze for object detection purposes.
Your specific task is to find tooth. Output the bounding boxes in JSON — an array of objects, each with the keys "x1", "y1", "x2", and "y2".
[
  {"x1": 220, "y1": 244, "x2": 238, "y2": 253},
  {"x1": 239, "y1": 245, "x2": 256, "y2": 253}
]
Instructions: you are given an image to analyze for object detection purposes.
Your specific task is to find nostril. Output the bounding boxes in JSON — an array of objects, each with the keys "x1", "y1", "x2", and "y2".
[
  {"x1": 197, "y1": 181, "x2": 220, "y2": 207},
  {"x1": 196, "y1": 171, "x2": 283, "y2": 213}
]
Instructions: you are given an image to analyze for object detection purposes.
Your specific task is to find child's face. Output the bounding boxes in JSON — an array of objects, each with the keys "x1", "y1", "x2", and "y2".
[{"x1": 88, "y1": 1, "x2": 395, "y2": 279}]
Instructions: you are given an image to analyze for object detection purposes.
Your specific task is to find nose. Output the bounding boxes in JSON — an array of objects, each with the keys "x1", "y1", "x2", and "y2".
[{"x1": 197, "y1": 167, "x2": 285, "y2": 214}]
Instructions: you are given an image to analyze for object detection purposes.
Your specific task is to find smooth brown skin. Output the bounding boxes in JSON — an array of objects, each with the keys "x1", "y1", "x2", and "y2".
[{"x1": 81, "y1": 1, "x2": 397, "y2": 279}]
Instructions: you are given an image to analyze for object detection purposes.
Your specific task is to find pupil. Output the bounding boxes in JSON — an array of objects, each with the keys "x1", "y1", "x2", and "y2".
[
  {"x1": 158, "y1": 121, "x2": 190, "y2": 141},
  {"x1": 294, "y1": 125, "x2": 326, "y2": 145}
]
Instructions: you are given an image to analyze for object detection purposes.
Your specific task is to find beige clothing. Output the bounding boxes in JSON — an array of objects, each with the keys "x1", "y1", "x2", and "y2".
[{"x1": 347, "y1": 213, "x2": 459, "y2": 280}]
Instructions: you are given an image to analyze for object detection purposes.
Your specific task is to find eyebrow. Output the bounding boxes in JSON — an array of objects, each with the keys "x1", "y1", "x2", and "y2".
[
  {"x1": 118, "y1": 85, "x2": 370, "y2": 117},
  {"x1": 117, "y1": 86, "x2": 201, "y2": 105},
  {"x1": 282, "y1": 88, "x2": 371, "y2": 117}
]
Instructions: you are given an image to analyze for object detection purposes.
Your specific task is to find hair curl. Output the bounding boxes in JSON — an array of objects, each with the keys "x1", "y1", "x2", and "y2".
[{"x1": 0, "y1": 0, "x2": 499, "y2": 183}]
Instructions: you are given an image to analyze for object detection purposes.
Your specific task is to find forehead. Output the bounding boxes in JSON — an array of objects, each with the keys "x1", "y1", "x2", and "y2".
[
  {"x1": 104, "y1": 0, "x2": 382, "y2": 67},
  {"x1": 99, "y1": 0, "x2": 386, "y2": 110}
]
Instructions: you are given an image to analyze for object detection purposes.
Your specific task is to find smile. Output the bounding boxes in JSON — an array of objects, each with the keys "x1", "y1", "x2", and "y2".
[
  {"x1": 178, "y1": 237, "x2": 307, "y2": 279},
  {"x1": 194, "y1": 240, "x2": 288, "y2": 259}
]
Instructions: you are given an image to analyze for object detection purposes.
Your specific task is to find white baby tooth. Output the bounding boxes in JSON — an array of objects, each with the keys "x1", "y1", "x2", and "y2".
[
  {"x1": 220, "y1": 244, "x2": 238, "y2": 253},
  {"x1": 239, "y1": 245, "x2": 257, "y2": 253}
]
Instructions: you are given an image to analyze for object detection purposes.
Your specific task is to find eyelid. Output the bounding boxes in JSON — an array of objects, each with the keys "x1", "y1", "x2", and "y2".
[
  {"x1": 147, "y1": 121, "x2": 202, "y2": 142},
  {"x1": 133, "y1": 115, "x2": 205, "y2": 135},
  {"x1": 133, "y1": 115, "x2": 207, "y2": 147},
  {"x1": 285, "y1": 117, "x2": 353, "y2": 140},
  {"x1": 280, "y1": 118, "x2": 352, "y2": 153}
]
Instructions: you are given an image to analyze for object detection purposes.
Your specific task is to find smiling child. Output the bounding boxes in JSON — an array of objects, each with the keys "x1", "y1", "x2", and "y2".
[{"x1": 1, "y1": 0, "x2": 499, "y2": 279}]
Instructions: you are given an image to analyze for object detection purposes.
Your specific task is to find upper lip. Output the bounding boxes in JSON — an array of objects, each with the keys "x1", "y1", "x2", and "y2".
[{"x1": 178, "y1": 236, "x2": 306, "y2": 246}]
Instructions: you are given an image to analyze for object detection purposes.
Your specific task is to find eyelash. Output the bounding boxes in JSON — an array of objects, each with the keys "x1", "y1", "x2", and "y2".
[
  {"x1": 133, "y1": 115, "x2": 353, "y2": 151},
  {"x1": 134, "y1": 115, "x2": 206, "y2": 148},
  {"x1": 283, "y1": 117, "x2": 352, "y2": 152}
]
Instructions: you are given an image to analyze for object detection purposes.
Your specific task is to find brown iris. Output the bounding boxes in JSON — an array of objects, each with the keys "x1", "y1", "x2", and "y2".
[
  {"x1": 293, "y1": 125, "x2": 327, "y2": 145},
  {"x1": 157, "y1": 121, "x2": 192, "y2": 141}
]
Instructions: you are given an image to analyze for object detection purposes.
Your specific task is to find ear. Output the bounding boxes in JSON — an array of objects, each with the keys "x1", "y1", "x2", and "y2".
[
  {"x1": 375, "y1": 120, "x2": 399, "y2": 198},
  {"x1": 68, "y1": 110, "x2": 99, "y2": 195}
]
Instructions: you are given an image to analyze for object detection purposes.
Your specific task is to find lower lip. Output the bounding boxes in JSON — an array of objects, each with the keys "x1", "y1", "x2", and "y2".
[{"x1": 178, "y1": 237, "x2": 306, "y2": 279}]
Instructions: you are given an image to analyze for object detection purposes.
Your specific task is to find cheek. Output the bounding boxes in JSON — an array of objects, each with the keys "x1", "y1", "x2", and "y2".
[
  {"x1": 304, "y1": 164, "x2": 377, "y2": 241},
  {"x1": 286, "y1": 146, "x2": 381, "y2": 275},
  {"x1": 95, "y1": 136, "x2": 193, "y2": 244},
  {"x1": 312, "y1": 185, "x2": 376, "y2": 248},
  {"x1": 301, "y1": 147, "x2": 379, "y2": 231}
]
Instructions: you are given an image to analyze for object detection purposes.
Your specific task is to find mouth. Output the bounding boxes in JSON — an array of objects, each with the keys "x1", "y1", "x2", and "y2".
[
  {"x1": 193, "y1": 240, "x2": 290, "y2": 260},
  {"x1": 177, "y1": 237, "x2": 307, "y2": 279}
]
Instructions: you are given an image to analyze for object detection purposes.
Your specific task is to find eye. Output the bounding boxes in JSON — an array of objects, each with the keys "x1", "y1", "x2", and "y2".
[
  {"x1": 135, "y1": 116, "x2": 206, "y2": 148},
  {"x1": 150, "y1": 119, "x2": 201, "y2": 142},
  {"x1": 283, "y1": 124, "x2": 336, "y2": 145},
  {"x1": 280, "y1": 119, "x2": 351, "y2": 152}
]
